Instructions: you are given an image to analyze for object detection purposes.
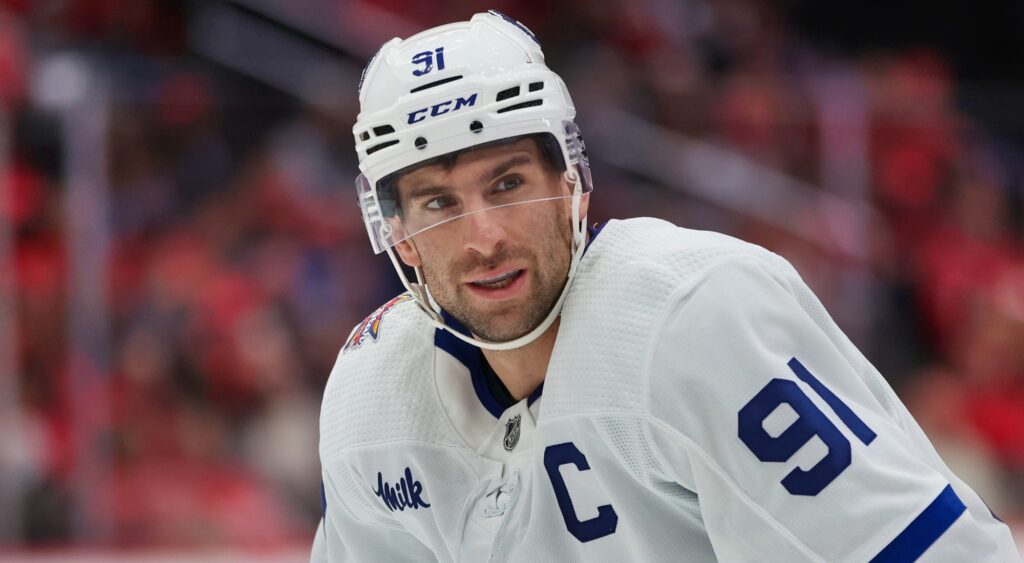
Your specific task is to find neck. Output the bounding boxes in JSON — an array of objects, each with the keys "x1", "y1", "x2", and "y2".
[{"x1": 481, "y1": 317, "x2": 560, "y2": 401}]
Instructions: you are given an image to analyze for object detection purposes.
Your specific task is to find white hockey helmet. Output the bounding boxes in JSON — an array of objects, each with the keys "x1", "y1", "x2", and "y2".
[{"x1": 353, "y1": 10, "x2": 593, "y2": 350}]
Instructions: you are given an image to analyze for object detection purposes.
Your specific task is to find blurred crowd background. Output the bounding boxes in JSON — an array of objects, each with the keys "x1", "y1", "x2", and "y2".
[{"x1": 1, "y1": 0, "x2": 1022, "y2": 558}]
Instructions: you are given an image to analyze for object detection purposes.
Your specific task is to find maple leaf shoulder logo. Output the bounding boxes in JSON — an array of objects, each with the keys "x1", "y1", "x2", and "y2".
[{"x1": 344, "y1": 294, "x2": 413, "y2": 352}]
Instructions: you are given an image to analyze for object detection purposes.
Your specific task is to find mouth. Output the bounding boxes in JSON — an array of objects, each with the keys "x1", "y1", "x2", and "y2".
[
  {"x1": 464, "y1": 268, "x2": 527, "y2": 300},
  {"x1": 470, "y1": 269, "x2": 523, "y2": 288}
]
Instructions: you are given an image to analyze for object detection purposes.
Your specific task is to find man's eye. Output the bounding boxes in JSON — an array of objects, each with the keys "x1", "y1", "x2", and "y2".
[
  {"x1": 424, "y1": 195, "x2": 456, "y2": 210},
  {"x1": 495, "y1": 176, "x2": 522, "y2": 192}
]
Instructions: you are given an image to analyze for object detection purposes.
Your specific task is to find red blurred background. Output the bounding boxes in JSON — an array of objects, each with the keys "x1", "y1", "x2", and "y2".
[{"x1": 1, "y1": 0, "x2": 1022, "y2": 559}]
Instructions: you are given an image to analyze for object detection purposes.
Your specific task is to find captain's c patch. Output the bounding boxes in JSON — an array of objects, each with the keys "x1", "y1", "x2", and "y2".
[{"x1": 344, "y1": 294, "x2": 413, "y2": 352}]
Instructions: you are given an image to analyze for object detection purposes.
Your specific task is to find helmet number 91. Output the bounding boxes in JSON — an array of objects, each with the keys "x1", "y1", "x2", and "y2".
[{"x1": 412, "y1": 47, "x2": 446, "y2": 76}]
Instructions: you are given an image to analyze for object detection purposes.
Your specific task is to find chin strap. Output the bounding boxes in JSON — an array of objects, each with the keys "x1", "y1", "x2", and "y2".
[{"x1": 387, "y1": 170, "x2": 588, "y2": 351}]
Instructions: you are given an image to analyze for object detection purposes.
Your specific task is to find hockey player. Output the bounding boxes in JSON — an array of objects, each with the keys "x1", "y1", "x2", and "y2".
[{"x1": 314, "y1": 11, "x2": 1021, "y2": 562}]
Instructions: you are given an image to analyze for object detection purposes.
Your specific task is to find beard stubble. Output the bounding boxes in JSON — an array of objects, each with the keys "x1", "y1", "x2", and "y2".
[{"x1": 419, "y1": 201, "x2": 573, "y2": 342}]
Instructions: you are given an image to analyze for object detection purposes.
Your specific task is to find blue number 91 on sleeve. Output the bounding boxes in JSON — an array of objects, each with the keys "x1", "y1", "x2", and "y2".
[{"x1": 738, "y1": 358, "x2": 877, "y2": 496}]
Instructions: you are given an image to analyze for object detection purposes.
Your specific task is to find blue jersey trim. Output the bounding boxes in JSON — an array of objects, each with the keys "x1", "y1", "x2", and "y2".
[
  {"x1": 585, "y1": 222, "x2": 604, "y2": 252},
  {"x1": 320, "y1": 481, "x2": 328, "y2": 541},
  {"x1": 869, "y1": 484, "x2": 966, "y2": 563},
  {"x1": 528, "y1": 382, "x2": 544, "y2": 406},
  {"x1": 434, "y1": 312, "x2": 507, "y2": 419},
  {"x1": 978, "y1": 497, "x2": 1003, "y2": 523}
]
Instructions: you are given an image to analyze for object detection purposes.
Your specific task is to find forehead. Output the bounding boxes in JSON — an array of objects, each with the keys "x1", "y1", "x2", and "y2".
[{"x1": 396, "y1": 138, "x2": 545, "y2": 189}]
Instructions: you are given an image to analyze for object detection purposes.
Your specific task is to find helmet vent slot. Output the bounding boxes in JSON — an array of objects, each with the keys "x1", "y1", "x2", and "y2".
[
  {"x1": 496, "y1": 86, "x2": 520, "y2": 101},
  {"x1": 409, "y1": 75, "x2": 464, "y2": 93},
  {"x1": 528, "y1": 81, "x2": 544, "y2": 92},
  {"x1": 366, "y1": 139, "x2": 399, "y2": 155},
  {"x1": 496, "y1": 99, "x2": 543, "y2": 114},
  {"x1": 359, "y1": 131, "x2": 370, "y2": 141},
  {"x1": 373, "y1": 125, "x2": 395, "y2": 136}
]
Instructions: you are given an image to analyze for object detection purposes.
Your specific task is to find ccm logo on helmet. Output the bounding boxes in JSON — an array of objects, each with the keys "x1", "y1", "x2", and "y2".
[{"x1": 407, "y1": 93, "x2": 478, "y2": 125}]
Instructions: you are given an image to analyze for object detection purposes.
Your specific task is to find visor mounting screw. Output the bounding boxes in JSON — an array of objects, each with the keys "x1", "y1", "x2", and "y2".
[
  {"x1": 469, "y1": 120, "x2": 483, "y2": 133},
  {"x1": 415, "y1": 136, "x2": 427, "y2": 150}
]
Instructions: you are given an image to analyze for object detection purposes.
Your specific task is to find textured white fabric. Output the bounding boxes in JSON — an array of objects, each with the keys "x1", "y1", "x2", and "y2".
[{"x1": 317, "y1": 217, "x2": 1021, "y2": 562}]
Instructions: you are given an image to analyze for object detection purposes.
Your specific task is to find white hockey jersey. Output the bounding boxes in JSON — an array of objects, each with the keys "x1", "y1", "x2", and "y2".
[{"x1": 315, "y1": 218, "x2": 1020, "y2": 562}]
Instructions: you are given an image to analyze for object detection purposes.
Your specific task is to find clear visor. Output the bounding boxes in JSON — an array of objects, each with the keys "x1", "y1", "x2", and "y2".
[{"x1": 357, "y1": 124, "x2": 592, "y2": 254}]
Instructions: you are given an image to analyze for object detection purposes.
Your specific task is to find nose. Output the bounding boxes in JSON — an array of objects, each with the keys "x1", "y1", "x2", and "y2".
[{"x1": 461, "y1": 206, "x2": 509, "y2": 257}]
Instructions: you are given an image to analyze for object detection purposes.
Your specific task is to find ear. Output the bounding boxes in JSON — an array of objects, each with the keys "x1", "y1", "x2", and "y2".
[
  {"x1": 562, "y1": 172, "x2": 591, "y2": 221},
  {"x1": 578, "y1": 190, "x2": 591, "y2": 219},
  {"x1": 394, "y1": 238, "x2": 422, "y2": 268}
]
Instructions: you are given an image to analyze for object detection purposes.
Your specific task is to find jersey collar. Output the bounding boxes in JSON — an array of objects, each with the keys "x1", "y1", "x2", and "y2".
[{"x1": 434, "y1": 312, "x2": 542, "y2": 419}]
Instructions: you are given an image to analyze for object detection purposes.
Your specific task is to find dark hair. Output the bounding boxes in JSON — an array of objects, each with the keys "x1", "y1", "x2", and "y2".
[{"x1": 377, "y1": 133, "x2": 566, "y2": 217}]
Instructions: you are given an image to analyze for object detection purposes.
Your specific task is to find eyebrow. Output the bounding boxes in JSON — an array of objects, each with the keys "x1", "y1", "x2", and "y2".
[
  {"x1": 403, "y1": 154, "x2": 535, "y2": 203},
  {"x1": 405, "y1": 184, "x2": 450, "y2": 203}
]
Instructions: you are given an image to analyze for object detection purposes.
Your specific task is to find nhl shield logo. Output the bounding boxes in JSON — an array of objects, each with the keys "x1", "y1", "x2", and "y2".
[{"x1": 503, "y1": 414, "x2": 521, "y2": 451}]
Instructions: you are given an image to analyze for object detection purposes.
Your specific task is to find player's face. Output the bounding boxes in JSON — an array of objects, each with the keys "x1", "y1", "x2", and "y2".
[{"x1": 393, "y1": 138, "x2": 588, "y2": 341}]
